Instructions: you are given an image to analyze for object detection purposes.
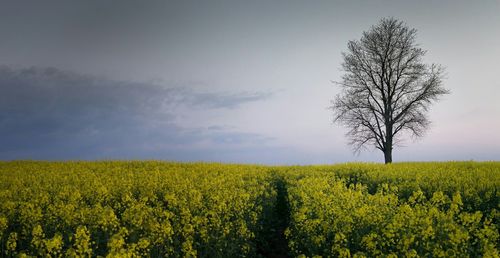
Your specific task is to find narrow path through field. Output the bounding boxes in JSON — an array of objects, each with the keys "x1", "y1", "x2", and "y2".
[{"x1": 257, "y1": 177, "x2": 291, "y2": 258}]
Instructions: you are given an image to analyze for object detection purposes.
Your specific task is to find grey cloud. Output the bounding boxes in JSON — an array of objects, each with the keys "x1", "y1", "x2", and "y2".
[
  {"x1": 186, "y1": 91, "x2": 272, "y2": 109},
  {"x1": 0, "y1": 66, "x2": 271, "y2": 159},
  {"x1": 0, "y1": 66, "x2": 269, "y2": 112}
]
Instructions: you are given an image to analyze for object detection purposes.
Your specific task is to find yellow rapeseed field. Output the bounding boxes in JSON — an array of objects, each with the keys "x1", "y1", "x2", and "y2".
[{"x1": 0, "y1": 161, "x2": 498, "y2": 257}]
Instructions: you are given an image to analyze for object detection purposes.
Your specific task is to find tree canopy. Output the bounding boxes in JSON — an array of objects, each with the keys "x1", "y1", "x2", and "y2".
[{"x1": 332, "y1": 17, "x2": 449, "y2": 163}]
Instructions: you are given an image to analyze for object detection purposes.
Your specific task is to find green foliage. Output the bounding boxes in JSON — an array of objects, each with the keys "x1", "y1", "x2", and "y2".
[
  {"x1": 0, "y1": 161, "x2": 276, "y2": 257},
  {"x1": 282, "y1": 162, "x2": 499, "y2": 257},
  {"x1": 0, "y1": 161, "x2": 498, "y2": 257}
]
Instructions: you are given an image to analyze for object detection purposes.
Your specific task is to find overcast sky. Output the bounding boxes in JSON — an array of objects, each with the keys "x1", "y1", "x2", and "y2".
[{"x1": 1, "y1": 0, "x2": 499, "y2": 164}]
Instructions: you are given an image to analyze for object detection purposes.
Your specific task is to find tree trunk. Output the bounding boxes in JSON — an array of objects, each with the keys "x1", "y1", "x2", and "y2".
[
  {"x1": 384, "y1": 128, "x2": 393, "y2": 164},
  {"x1": 384, "y1": 148, "x2": 392, "y2": 164},
  {"x1": 384, "y1": 120, "x2": 394, "y2": 164}
]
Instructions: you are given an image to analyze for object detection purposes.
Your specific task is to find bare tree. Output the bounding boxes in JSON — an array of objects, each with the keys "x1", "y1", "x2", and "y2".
[{"x1": 331, "y1": 18, "x2": 449, "y2": 164}]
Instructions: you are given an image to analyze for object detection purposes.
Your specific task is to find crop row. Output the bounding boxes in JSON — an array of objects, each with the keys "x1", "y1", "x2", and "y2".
[
  {"x1": 282, "y1": 162, "x2": 499, "y2": 257},
  {"x1": 0, "y1": 161, "x2": 498, "y2": 257},
  {"x1": 0, "y1": 161, "x2": 277, "y2": 257}
]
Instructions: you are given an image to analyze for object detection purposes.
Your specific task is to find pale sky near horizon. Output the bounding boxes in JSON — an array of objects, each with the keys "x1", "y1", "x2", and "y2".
[{"x1": 1, "y1": 0, "x2": 499, "y2": 164}]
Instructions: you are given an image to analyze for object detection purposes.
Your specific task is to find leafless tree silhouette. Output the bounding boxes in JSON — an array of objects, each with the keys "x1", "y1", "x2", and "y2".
[{"x1": 331, "y1": 18, "x2": 449, "y2": 164}]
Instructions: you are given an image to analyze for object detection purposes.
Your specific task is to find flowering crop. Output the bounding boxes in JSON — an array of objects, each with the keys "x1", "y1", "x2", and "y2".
[
  {"x1": 0, "y1": 161, "x2": 498, "y2": 257},
  {"x1": 0, "y1": 161, "x2": 276, "y2": 257},
  {"x1": 282, "y1": 162, "x2": 499, "y2": 257}
]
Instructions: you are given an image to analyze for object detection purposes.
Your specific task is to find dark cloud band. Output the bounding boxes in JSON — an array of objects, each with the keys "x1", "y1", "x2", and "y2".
[{"x1": 0, "y1": 66, "x2": 271, "y2": 160}]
